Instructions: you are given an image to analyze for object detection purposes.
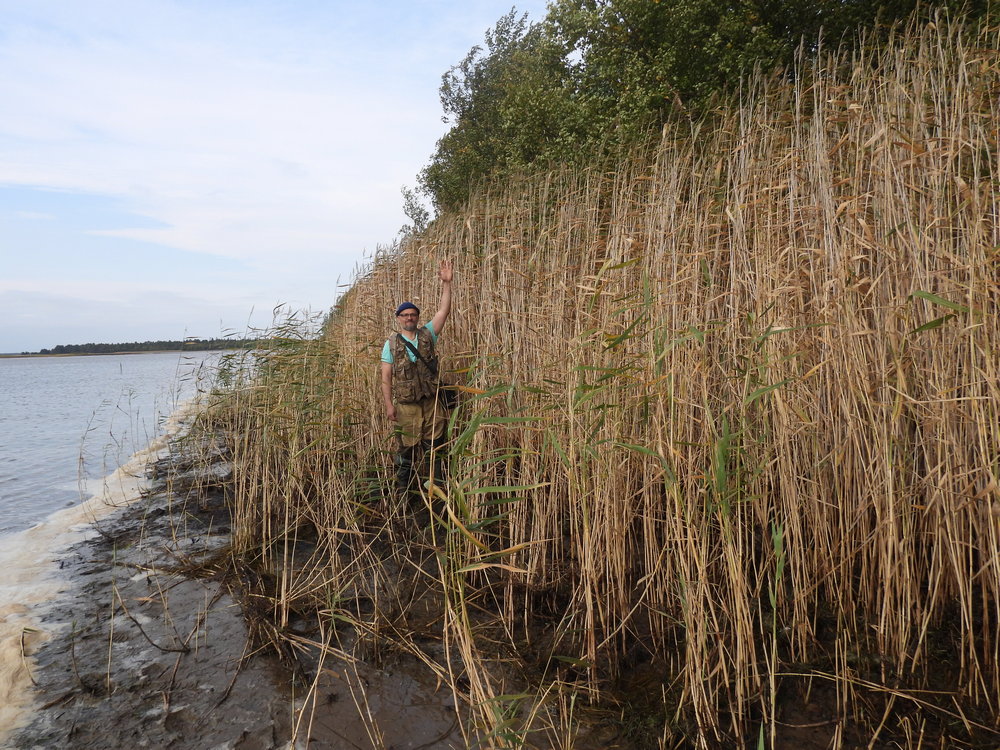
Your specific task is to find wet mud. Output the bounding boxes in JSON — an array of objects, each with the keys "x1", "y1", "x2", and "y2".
[{"x1": 11, "y1": 446, "x2": 461, "y2": 750}]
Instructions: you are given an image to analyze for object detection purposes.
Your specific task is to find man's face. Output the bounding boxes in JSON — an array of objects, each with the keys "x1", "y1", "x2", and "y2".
[{"x1": 397, "y1": 310, "x2": 419, "y2": 332}]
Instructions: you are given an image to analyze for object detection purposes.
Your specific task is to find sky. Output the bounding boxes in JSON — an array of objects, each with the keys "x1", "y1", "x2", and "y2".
[{"x1": 0, "y1": 0, "x2": 550, "y2": 353}]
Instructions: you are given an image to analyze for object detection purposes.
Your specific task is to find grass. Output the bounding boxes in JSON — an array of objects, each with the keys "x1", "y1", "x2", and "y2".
[{"x1": 191, "y1": 12, "x2": 999, "y2": 749}]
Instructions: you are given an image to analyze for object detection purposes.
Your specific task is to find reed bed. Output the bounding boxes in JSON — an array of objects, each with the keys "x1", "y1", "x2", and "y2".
[{"x1": 197, "y1": 16, "x2": 999, "y2": 748}]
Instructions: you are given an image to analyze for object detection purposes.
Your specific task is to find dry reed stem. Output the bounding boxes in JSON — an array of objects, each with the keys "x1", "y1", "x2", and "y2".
[{"x1": 199, "y1": 14, "x2": 1000, "y2": 748}]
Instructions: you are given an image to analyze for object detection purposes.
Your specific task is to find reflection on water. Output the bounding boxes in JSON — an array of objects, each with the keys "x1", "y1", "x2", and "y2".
[{"x1": 0, "y1": 351, "x2": 219, "y2": 536}]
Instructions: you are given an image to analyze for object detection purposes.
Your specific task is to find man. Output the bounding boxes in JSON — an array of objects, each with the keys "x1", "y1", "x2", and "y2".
[{"x1": 380, "y1": 259, "x2": 453, "y2": 495}]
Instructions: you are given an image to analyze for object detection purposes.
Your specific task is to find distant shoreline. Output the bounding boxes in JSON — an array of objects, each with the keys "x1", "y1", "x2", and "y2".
[
  {"x1": 0, "y1": 349, "x2": 231, "y2": 359},
  {"x1": 3, "y1": 338, "x2": 259, "y2": 358}
]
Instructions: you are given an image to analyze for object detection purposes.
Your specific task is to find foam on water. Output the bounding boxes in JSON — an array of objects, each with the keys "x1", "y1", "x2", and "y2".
[{"x1": 0, "y1": 402, "x2": 198, "y2": 743}]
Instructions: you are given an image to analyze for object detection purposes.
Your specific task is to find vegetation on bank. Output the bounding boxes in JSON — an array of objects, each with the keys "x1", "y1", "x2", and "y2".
[
  {"x1": 418, "y1": 0, "x2": 997, "y2": 211},
  {"x1": 27, "y1": 338, "x2": 260, "y2": 356},
  {"x1": 189, "y1": 11, "x2": 997, "y2": 750}
]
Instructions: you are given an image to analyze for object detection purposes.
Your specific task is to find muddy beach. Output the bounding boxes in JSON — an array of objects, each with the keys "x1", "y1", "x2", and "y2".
[{"x1": 10, "y1": 440, "x2": 461, "y2": 750}]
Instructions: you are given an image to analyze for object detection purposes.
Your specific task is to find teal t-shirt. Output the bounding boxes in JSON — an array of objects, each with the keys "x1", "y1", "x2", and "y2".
[{"x1": 381, "y1": 321, "x2": 437, "y2": 364}]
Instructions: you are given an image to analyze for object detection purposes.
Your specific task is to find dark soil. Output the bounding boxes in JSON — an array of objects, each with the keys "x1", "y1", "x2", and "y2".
[{"x1": 11, "y1": 446, "x2": 461, "y2": 750}]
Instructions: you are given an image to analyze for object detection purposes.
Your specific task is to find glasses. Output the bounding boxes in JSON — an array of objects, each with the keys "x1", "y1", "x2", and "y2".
[{"x1": 397, "y1": 312, "x2": 418, "y2": 318}]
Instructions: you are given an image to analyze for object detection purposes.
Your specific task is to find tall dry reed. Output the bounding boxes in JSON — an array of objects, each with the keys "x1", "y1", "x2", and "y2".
[{"x1": 198, "y1": 14, "x2": 999, "y2": 749}]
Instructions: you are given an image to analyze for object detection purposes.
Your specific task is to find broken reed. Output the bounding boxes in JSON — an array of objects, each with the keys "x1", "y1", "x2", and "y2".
[{"x1": 199, "y1": 16, "x2": 999, "y2": 748}]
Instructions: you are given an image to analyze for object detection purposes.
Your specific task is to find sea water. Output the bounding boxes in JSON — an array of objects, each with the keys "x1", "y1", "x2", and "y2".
[
  {"x1": 0, "y1": 350, "x2": 221, "y2": 740},
  {"x1": 0, "y1": 351, "x2": 218, "y2": 535}
]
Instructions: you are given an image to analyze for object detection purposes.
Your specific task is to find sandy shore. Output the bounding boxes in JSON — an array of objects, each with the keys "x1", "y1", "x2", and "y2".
[{"x1": 6, "y1": 430, "x2": 462, "y2": 750}]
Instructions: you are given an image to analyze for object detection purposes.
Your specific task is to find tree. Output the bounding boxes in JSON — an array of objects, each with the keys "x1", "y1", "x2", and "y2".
[
  {"x1": 419, "y1": 0, "x2": 996, "y2": 210},
  {"x1": 399, "y1": 185, "x2": 430, "y2": 237},
  {"x1": 420, "y1": 10, "x2": 574, "y2": 211}
]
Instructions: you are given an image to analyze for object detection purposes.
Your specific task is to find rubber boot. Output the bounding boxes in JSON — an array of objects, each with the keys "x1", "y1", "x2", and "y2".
[{"x1": 395, "y1": 444, "x2": 419, "y2": 498}]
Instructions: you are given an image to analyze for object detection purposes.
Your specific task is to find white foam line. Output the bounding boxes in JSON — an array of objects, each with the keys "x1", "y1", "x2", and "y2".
[{"x1": 0, "y1": 398, "x2": 203, "y2": 743}]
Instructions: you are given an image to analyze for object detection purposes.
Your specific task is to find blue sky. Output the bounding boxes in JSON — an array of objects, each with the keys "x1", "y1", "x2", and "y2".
[{"x1": 0, "y1": 0, "x2": 549, "y2": 353}]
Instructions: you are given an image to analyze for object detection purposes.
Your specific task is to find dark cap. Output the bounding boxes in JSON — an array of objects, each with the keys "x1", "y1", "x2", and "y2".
[{"x1": 395, "y1": 302, "x2": 419, "y2": 316}]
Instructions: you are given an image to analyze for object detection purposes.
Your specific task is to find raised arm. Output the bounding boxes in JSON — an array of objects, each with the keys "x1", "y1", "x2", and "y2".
[{"x1": 429, "y1": 259, "x2": 453, "y2": 335}]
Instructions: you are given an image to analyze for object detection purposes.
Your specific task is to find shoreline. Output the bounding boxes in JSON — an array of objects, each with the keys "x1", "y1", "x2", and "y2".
[
  {"x1": 8, "y1": 428, "x2": 298, "y2": 749},
  {"x1": 0, "y1": 349, "x2": 248, "y2": 359},
  {"x1": 0, "y1": 403, "x2": 200, "y2": 745},
  {"x1": 3, "y1": 403, "x2": 464, "y2": 749}
]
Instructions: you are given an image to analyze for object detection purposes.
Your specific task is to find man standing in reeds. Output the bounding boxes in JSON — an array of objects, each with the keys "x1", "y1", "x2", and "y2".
[{"x1": 380, "y1": 259, "x2": 453, "y2": 497}]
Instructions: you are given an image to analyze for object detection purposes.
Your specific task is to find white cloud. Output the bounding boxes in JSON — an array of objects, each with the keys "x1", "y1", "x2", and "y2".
[
  {"x1": 0, "y1": 0, "x2": 551, "y2": 351},
  {"x1": 1, "y1": 12, "x2": 433, "y2": 259}
]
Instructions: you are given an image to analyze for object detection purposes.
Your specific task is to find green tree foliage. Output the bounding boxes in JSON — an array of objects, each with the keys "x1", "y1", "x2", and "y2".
[
  {"x1": 399, "y1": 185, "x2": 431, "y2": 237},
  {"x1": 421, "y1": 10, "x2": 576, "y2": 211},
  {"x1": 420, "y1": 0, "x2": 994, "y2": 211}
]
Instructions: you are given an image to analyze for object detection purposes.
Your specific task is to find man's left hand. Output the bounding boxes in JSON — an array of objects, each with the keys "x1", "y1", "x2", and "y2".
[{"x1": 438, "y1": 259, "x2": 453, "y2": 283}]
